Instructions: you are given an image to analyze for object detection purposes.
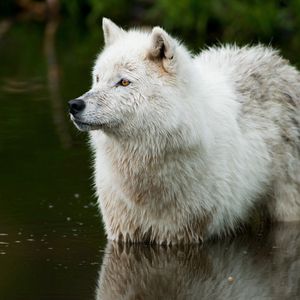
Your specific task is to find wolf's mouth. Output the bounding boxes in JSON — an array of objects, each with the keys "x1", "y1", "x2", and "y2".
[
  {"x1": 74, "y1": 119, "x2": 93, "y2": 127},
  {"x1": 71, "y1": 116, "x2": 116, "y2": 132},
  {"x1": 70, "y1": 116, "x2": 101, "y2": 131}
]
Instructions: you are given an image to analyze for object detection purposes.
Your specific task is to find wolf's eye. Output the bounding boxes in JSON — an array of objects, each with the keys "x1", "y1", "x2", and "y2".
[
  {"x1": 118, "y1": 79, "x2": 130, "y2": 87},
  {"x1": 96, "y1": 75, "x2": 99, "y2": 83}
]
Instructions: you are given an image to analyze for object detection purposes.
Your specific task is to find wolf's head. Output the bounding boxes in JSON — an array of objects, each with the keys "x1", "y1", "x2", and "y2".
[{"x1": 69, "y1": 18, "x2": 193, "y2": 137}]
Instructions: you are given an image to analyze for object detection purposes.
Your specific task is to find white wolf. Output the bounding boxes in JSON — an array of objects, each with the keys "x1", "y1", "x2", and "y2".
[{"x1": 69, "y1": 18, "x2": 300, "y2": 244}]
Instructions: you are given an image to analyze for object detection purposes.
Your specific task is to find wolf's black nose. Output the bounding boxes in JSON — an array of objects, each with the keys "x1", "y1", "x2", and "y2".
[{"x1": 68, "y1": 99, "x2": 86, "y2": 115}]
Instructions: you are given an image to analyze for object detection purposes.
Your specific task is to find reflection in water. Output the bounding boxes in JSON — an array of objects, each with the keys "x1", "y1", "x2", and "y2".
[
  {"x1": 97, "y1": 224, "x2": 300, "y2": 300},
  {"x1": 44, "y1": 0, "x2": 72, "y2": 149},
  {"x1": 1, "y1": 77, "x2": 44, "y2": 93}
]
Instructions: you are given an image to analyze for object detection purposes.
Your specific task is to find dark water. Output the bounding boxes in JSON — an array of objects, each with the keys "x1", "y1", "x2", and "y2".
[{"x1": 0, "y1": 21, "x2": 299, "y2": 299}]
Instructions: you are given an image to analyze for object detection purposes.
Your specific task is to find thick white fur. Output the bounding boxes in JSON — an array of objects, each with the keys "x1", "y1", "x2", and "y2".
[{"x1": 71, "y1": 18, "x2": 300, "y2": 244}]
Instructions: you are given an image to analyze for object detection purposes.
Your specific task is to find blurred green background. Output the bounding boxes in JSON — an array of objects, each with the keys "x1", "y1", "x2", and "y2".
[
  {"x1": 0, "y1": 1, "x2": 300, "y2": 299},
  {"x1": 2, "y1": 0, "x2": 300, "y2": 60}
]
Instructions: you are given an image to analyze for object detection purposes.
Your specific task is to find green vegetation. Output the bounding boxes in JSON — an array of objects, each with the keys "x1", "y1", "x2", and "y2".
[
  {"x1": 60, "y1": 0, "x2": 300, "y2": 45},
  {"x1": 2, "y1": 0, "x2": 300, "y2": 63}
]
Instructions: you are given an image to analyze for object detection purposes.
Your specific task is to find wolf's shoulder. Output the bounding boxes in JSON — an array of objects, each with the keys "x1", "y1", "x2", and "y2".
[
  {"x1": 194, "y1": 44, "x2": 288, "y2": 73},
  {"x1": 194, "y1": 44, "x2": 290, "y2": 77},
  {"x1": 193, "y1": 44, "x2": 300, "y2": 106}
]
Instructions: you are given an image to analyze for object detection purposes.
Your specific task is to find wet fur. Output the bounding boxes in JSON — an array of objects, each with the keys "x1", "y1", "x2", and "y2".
[{"x1": 71, "y1": 19, "x2": 300, "y2": 244}]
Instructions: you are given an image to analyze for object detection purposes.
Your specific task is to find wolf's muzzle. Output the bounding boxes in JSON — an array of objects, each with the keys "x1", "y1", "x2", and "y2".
[{"x1": 68, "y1": 99, "x2": 85, "y2": 115}]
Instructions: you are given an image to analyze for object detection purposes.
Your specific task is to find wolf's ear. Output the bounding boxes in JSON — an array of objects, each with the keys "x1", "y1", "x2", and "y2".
[
  {"x1": 148, "y1": 27, "x2": 176, "y2": 72},
  {"x1": 149, "y1": 27, "x2": 175, "y2": 59},
  {"x1": 102, "y1": 18, "x2": 124, "y2": 46}
]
